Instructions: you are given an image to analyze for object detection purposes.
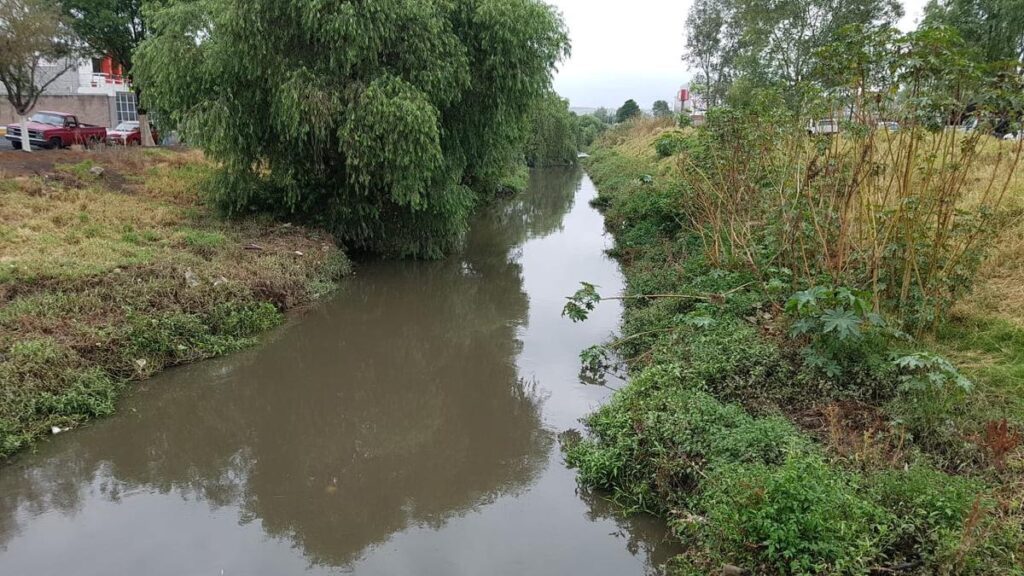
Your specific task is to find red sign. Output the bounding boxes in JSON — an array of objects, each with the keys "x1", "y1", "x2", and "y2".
[{"x1": 678, "y1": 89, "x2": 689, "y2": 102}]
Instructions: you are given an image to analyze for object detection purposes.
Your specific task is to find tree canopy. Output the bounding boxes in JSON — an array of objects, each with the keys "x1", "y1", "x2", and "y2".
[
  {"x1": 61, "y1": 0, "x2": 148, "y2": 73},
  {"x1": 615, "y1": 99, "x2": 642, "y2": 122},
  {"x1": 136, "y1": 0, "x2": 569, "y2": 257},
  {"x1": 0, "y1": 0, "x2": 79, "y2": 119},
  {"x1": 63, "y1": 0, "x2": 171, "y2": 145},
  {"x1": 684, "y1": 0, "x2": 903, "y2": 108},
  {"x1": 574, "y1": 114, "x2": 606, "y2": 148},
  {"x1": 525, "y1": 91, "x2": 578, "y2": 167},
  {"x1": 922, "y1": 0, "x2": 1024, "y2": 67},
  {"x1": 652, "y1": 100, "x2": 673, "y2": 118}
]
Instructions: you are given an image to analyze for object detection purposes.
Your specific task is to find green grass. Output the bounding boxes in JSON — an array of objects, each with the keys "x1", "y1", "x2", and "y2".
[
  {"x1": 934, "y1": 316, "x2": 1024, "y2": 421},
  {"x1": 55, "y1": 159, "x2": 102, "y2": 182},
  {"x1": 0, "y1": 148, "x2": 350, "y2": 460}
]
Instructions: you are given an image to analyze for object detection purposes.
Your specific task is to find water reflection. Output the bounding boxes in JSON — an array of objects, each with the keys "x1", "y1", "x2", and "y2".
[{"x1": 0, "y1": 167, "x2": 677, "y2": 575}]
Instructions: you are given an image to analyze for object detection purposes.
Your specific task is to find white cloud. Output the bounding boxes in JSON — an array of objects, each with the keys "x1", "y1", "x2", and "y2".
[{"x1": 548, "y1": 0, "x2": 930, "y2": 110}]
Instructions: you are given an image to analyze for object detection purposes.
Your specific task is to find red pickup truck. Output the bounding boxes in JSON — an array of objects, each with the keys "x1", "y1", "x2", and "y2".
[{"x1": 5, "y1": 111, "x2": 108, "y2": 149}]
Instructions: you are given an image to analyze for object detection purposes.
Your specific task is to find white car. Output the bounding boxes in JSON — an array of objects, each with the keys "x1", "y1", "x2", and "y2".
[
  {"x1": 1004, "y1": 132, "x2": 1022, "y2": 141},
  {"x1": 808, "y1": 119, "x2": 840, "y2": 135}
]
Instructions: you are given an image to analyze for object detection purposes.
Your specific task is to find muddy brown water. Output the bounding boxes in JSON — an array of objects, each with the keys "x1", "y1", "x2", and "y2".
[{"x1": 0, "y1": 169, "x2": 680, "y2": 575}]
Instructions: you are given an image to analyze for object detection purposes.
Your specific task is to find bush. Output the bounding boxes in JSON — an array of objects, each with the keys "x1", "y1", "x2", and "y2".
[
  {"x1": 575, "y1": 111, "x2": 1023, "y2": 573},
  {"x1": 653, "y1": 129, "x2": 696, "y2": 158},
  {"x1": 700, "y1": 454, "x2": 890, "y2": 575},
  {"x1": 870, "y1": 466, "x2": 996, "y2": 571},
  {"x1": 525, "y1": 91, "x2": 579, "y2": 167},
  {"x1": 563, "y1": 365, "x2": 810, "y2": 514}
]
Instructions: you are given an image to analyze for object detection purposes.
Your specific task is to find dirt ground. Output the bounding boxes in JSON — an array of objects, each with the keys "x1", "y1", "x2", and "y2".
[{"x1": 0, "y1": 142, "x2": 164, "y2": 178}]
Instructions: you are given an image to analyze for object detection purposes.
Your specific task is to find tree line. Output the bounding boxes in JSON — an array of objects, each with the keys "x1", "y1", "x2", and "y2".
[{"x1": 684, "y1": 0, "x2": 1023, "y2": 115}]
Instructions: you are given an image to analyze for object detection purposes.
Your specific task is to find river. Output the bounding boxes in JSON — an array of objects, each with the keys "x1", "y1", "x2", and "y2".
[{"x1": 0, "y1": 169, "x2": 679, "y2": 575}]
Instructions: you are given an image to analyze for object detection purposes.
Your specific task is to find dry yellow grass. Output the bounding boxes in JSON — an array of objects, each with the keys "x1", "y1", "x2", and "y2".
[
  {"x1": 954, "y1": 138, "x2": 1024, "y2": 327},
  {"x1": 0, "y1": 176, "x2": 185, "y2": 280}
]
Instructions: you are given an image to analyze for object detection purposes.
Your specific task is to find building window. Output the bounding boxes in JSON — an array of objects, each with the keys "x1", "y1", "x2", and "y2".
[{"x1": 115, "y1": 91, "x2": 138, "y2": 123}]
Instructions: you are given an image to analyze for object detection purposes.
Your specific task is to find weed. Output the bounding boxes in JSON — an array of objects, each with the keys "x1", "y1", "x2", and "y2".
[
  {"x1": 56, "y1": 159, "x2": 100, "y2": 182},
  {"x1": 178, "y1": 227, "x2": 228, "y2": 256},
  {"x1": 700, "y1": 454, "x2": 889, "y2": 575}
]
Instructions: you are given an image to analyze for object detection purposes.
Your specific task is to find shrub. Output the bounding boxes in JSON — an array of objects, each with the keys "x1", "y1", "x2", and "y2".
[
  {"x1": 785, "y1": 286, "x2": 897, "y2": 386},
  {"x1": 653, "y1": 129, "x2": 696, "y2": 158},
  {"x1": 563, "y1": 365, "x2": 810, "y2": 514},
  {"x1": 699, "y1": 454, "x2": 890, "y2": 575},
  {"x1": 869, "y1": 466, "x2": 1005, "y2": 572}
]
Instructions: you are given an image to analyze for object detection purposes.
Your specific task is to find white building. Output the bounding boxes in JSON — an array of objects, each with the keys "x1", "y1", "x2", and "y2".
[{"x1": 0, "y1": 57, "x2": 139, "y2": 127}]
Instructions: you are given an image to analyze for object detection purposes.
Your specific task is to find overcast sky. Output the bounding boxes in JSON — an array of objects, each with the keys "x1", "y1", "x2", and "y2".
[{"x1": 549, "y1": 0, "x2": 930, "y2": 110}]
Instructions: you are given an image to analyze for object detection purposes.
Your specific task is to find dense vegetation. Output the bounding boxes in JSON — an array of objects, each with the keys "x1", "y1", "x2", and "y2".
[
  {"x1": 525, "y1": 92, "x2": 579, "y2": 168},
  {"x1": 684, "y1": 0, "x2": 904, "y2": 108},
  {"x1": 134, "y1": 0, "x2": 570, "y2": 258},
  {"x1": 563, "y1": 10, "x2": 1024, "y2": 575},
  {"x1": 569, "y1": 114, "x2": 1023, "y2": 576},
  {"x1": 616, "y1": 99, "x2": 642, "y2": 123}
]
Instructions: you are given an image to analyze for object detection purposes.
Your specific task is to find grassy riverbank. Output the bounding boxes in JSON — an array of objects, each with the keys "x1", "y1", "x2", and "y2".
[
  {"x1": 565, "y1": 119, "x2": 1023, "y2": 574},
  {"x1": 0, "y1": 147, "x2": 349, "y2": 459}
]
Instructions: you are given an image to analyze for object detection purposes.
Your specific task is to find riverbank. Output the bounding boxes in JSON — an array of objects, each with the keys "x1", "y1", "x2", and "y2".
[
  {"x1": 0, "y1": 147, "x2": 349, "y2": 459},
  {"x1": 565, "y1": 120, "x2": 1023, "y2": 574}
]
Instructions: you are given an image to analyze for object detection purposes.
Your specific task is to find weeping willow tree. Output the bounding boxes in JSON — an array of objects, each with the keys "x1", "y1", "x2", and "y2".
[
  {"x1": 135, "y1": 0, "x2": 569, "y2": 257},
  {"x1": 524, "y1": 91, "x2": 578, "y2": 167}
]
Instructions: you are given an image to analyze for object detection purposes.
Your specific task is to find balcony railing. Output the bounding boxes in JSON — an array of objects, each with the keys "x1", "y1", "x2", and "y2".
[{"x1": 80, "y1": 72, "x2": 130, "y2": 89}]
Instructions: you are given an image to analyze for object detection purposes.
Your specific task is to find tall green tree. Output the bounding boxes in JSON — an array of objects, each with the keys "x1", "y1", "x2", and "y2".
[
  {"x1": 62, "y1": 0, "x2": 163, "y2": 145},
  {"x1": 685, "y1": 0, "x2": 733, "y2": 108},
  {"x1": 135, "y1": 0, "x2": 569, "y2": 258},
  {"x1": 574, "y1": 114, "x2": 606, "y2": 148},
  {"x1": 922, "y1": 0, "x2": 1024, "y2": 67},
  {"x1": 684, "y1": 0, "x2": 902, "y2": 110},
  {"x1": 0, "y1": 0, "x2": 80, "y2": 152},
  {"x1": 525, "y1": 91, "x2": 577, "y2": 167},
  {"x1": 652, "y1": 99, "x2": 673, "y2": 118},
  {"x1": 615, "y1": 99, "x2": 642, "y2": 122}
]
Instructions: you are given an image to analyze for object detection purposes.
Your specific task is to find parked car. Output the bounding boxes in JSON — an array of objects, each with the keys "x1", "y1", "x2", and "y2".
[
  {"x1": 877, "y1": 121, "x2": 900, "y2": 132},
  {"x1": 1004, "y1": 132, "x2": 1023, "y2": 141},
  {"x1": 107, "y1": 121, "x2": 159, "y2": 146},
  {"x1": 807, "y1": 118, "x2": 840, "y2": 135},
  {"x1": 4, "y1": 111, "x2": 107, "y2": 149}
]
